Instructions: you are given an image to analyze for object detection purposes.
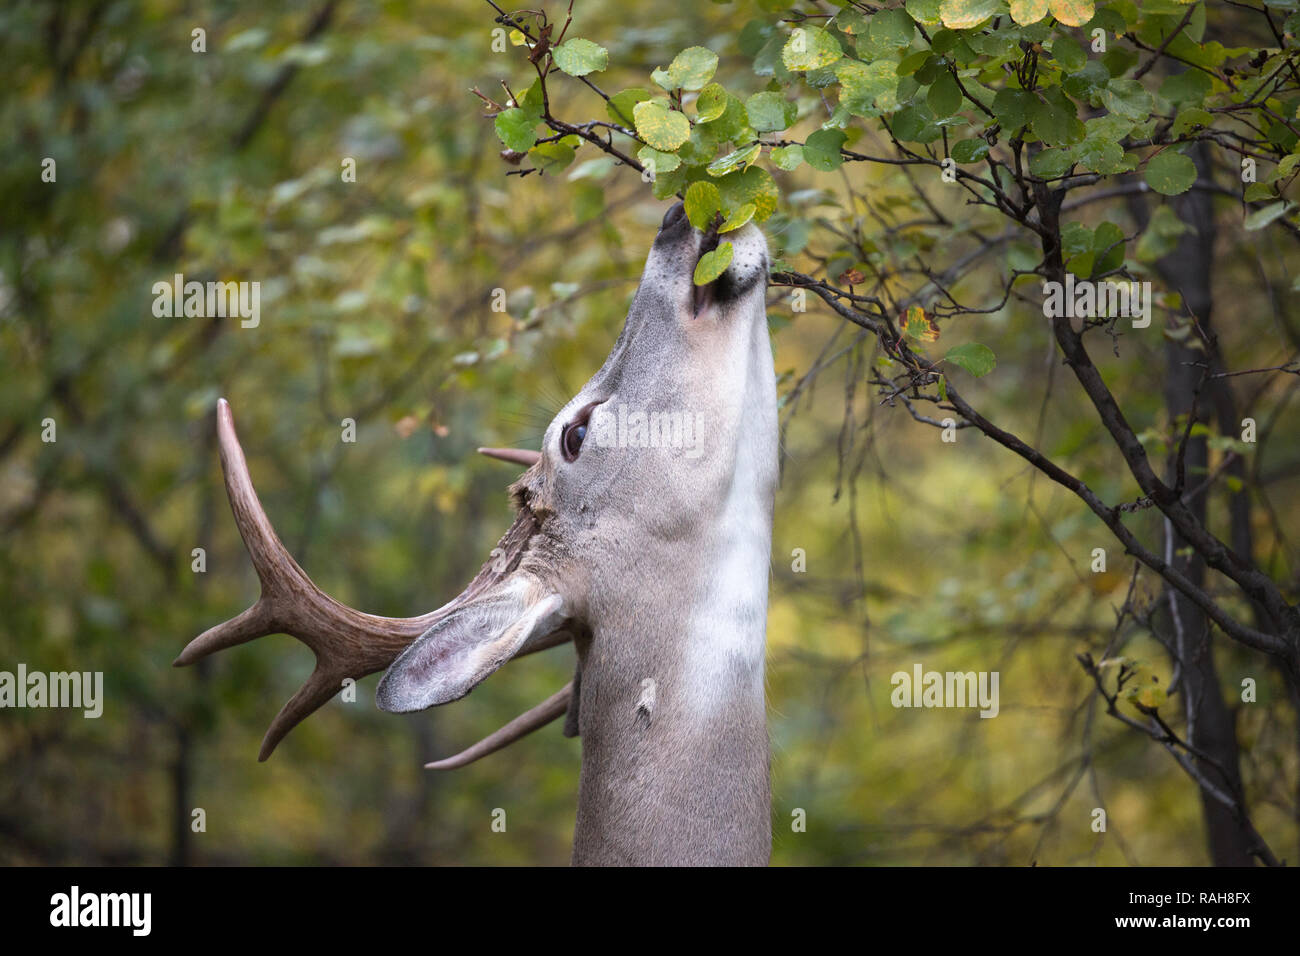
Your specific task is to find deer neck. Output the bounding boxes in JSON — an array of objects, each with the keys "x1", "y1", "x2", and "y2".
[{"x1": 570, "y1": 397, "x2": 776, "y2": 866}]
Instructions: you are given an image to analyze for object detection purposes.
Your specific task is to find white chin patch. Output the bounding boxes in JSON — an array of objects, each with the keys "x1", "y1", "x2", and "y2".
[{"x1": 721, "y1": 225, "x2": 768, "y2": 293}]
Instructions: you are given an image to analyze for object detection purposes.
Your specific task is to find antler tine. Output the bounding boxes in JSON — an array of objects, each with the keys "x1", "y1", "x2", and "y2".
[
  {"x1": 174, "y1": 398, "x2": 307, "y2": 666},
  {"x1": 175, "y1": 398, "x2": 444, "y2": 759},
  {"x1": 478, "y1": 446, "x2": 541, "y2": 467},
  {"x1": 175, "y1": 601, "x2": 273, "y2": 667},
  {"x1": 258, "y1": 664, "x2": 348, "y2": 762},
  {"x1": 424, "y1": 682, "x2": 572, "y2": 770}
]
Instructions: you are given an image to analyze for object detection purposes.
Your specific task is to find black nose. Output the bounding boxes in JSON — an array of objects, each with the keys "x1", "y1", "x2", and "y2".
[{"x1": 659, "y1": 201, "x2": 686, "y2": 232}]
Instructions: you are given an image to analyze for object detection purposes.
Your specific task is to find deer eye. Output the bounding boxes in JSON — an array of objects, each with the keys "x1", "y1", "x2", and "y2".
[
  {"x1": 559, "y1": 401, "x2": 602, "y2": 463},
  {"x1": 561, "y1": 421, "x2": 587, "y2": 461}
]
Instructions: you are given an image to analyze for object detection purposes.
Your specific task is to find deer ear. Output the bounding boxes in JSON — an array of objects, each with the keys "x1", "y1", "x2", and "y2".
[{"x1": 375, "y1": 580, "x2": 565, "y2": 714}]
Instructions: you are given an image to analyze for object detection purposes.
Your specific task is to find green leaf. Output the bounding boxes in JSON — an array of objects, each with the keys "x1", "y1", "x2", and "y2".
[
  {"x1": 837, "y1": 8, "x2": 871, "y2": 36},
  {"x1": 898, "y1": 50, "x2": 931, "y2": 76},
  {"x1": 770, "y1": 144, "x2": 805, "y2": 170},
  {"x1": 1029, "y1": 147, "x2": 1073, "y2": 178},
  {"x1": 753, "y1": 29, "x2": 793, "y2": 81},
  {"x1": 1030, "y1": 88, "x2": 1084, "y2": 146},
  {"x1": 1092, "y1": 220, "x2": 1126, "y2": 274},
  {"x1": 906, "y1": 0, "x2": 946, "y2": 26},
  {"x1": 1160, "y1": 69, "x2": 1212, "y2": 107},
  {"x1": 567, "y1": 157, "x2": 615, "y2": 180},
  {"x1": 710, "y1": 94, "x2": 752, "y2": 142},
  {"x1": 951, "y1": 138, "x2": 990, "y2": 163},
  {"x1": 1083, "y1": 113, "x2": 1137, "y2": 146},
  {"x1": 992, "y1": 89, "x2": 1034, "y2": 131},
  {"x1": 836, "y1": 59, "x2": 900, "y2": 115},
  {"x1": 1244, "y1": 201, "x2": 1292, "y2": 231},
  {"x1": 1135, "y1": 205, "x2": 1189, "y2": 262},
  {"x1": 927, "y1": 72, "x2": 962, "y2": 119},
  {"x1": 890, "y1": 104, "x2": 942, "y2": 143},
  {"x1": 1243, "y1": 182, "x2": 1275, "y2": 203},
  {"x1": 707, "y1": 143, "x2": 762, "y2": 177},
  {"x1": 1063, "y1": 60, "x2": 1111, "y2": 100},
  {"x1": 685, "y1": 181, "x2": 723, "y2": 230},
  {"x1": 720, "y1": 203, "x2": 757, "y2": 233},
  {"x1": 1102, "y1": 46, "x2": 1140, "y2": 78},
  {"x1": 1074, "y1": 135, "x2": 1127, "y2": 174},
  {"x1": 944, "y1": 342, "x2": 997, "y2": 377},
  {"x1": 746, "y1": 92, "x2": 797, "y2": 132},
  {"x1": 739, "y1": 19, "x2": 774, "y2": 57},
  {"x1": 651, "y1": 166, "x2": 687, "y2": 200},
  {"x1": 494, "y1": 108, "x2": 537, "y2": 151},
  {"x1": 940, "y1": 0, "x2": 1002, "y2": 30},
  {"x1": 675, "y1": 125, "x2": 715, "y2": 167},
  {"x1": 607, "y1": 88, "x2": 651, "y2": 127},
  {"x1": 930, "y1": 30, "x2": 959, "y2": 55},
  {"x1": 694, "y1": 242, "x2": 734, "y2": 285},
  {"x1": 1067, "y1": 250, "x2": 1096, "y2": 280},
  {"x1": 1144, "y1": 150, "x2": 1197, "y2": 196},
  {"x1": 696, "y1": 83, "x2": 729, "y2": 122},
  {"x1": 1061, "y1": 221, "x2": 1093, "y2": 257},
  {"x1": 807, "y1": 65, "x2": 844, "y2": 91},
  {"x1": 528, "y1": 142, "x2": 576, "y2": 170},
  {"x1": 633, "y1": 100, "x2": 691, "y2": 151},
  {"x1": 637, "y1": 145, "x2": 681, "y2": 174},
  {"x1": 1266, "y1": 153, "x2": 1300, "y2": 184},
  {"x1": 715, "y1": 166, "x2": 780, "y2": 221},
  {"x1": 1029, "y1": 146, "x2": 1071, "y2": 178},
  {"x1": 552, "y1": 38, "x2": 608, "y2": 76},
  {"x1": 1101, "y1": 79, "x2": 1154, "y2": 123},
  {"x1": 1051, "y1": 35, "x2": 1086, "y2": 72},
  {"x1": 868, "y1": 8, "x2": 916, "y2": 50},
  {"x1": 655, "y1": 46, "x2": 719, "y2": 91},
  {"x1": 803, "y1": 128, "x2": 847, "y2": 170},
  {"x1": 519, "y1": 81, "x2": 545, "y2": 122},
  {"x1": 782, "y1": 26, "x2": 843, "y2": 71}
]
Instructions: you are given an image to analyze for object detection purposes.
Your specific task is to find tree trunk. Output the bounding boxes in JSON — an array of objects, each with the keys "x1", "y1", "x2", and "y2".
[{"x1": 1136, "y1": 144, "x2": 1257, "y2": 865}]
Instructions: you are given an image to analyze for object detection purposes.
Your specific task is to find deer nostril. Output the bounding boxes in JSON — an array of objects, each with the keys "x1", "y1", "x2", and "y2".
[{"x1": 659, "y1": 201, "x2": 686, "y2": 231}]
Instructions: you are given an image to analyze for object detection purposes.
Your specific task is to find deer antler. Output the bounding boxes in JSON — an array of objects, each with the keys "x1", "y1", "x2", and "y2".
[
  {"x1": 175, "y1": 399, "x2": 558, "y2": 760},
  {"x1": 424, "y1": 681, "x2": 572, "y2": 770},
  {"x1": 479, "y1": 446, "x2": 541, "y2": 467}
]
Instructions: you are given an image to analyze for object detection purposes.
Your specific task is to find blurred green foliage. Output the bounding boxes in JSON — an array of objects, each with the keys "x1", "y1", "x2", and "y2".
[{"x1": 1, "y1": 0, "x2": 1297, "y2": 865}]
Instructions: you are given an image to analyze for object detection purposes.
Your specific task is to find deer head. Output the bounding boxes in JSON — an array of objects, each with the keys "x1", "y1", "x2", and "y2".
[{"x1": 177, "y1": 201, "x2": 778, "y2": 865}]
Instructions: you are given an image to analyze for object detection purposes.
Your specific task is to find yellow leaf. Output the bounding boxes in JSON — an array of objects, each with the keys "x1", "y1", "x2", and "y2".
[
  {"x1": 900, "y1": 305, "x2": 940, "y2": 343},
  {"x1": 1140, "y1": 684, "x2": 1167, "y2": 708},
  {"x1": 719, "y1": 203, "x2": 756, "y2": 234},
  {"x1": 632, "y1": 100, "x2": 690, "y2": 152},
  {"x1": 1128, "y1": 676, "x2": 1167, "y2": 710},
  {"x1": 694, "y1": 242, "x2": 734, "y2": 285},
  {"x1": 1009, "y1": 0, "x2": 1049, "y2": 25},
  {"x1": 940, "y1": 0, "x2": 1002, "y2": 30},
  {"x1": 1049, "y1": 0, "x2": 1095, "y2": 28},
  {"x1": 1088, "y1": 569, "x2": 1124, "y2": 595}
]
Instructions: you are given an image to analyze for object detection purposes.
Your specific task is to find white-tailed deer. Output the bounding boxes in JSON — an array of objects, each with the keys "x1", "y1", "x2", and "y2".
[{"x1": 176, "y1": 202, "x2": 778, "y2": 865}]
